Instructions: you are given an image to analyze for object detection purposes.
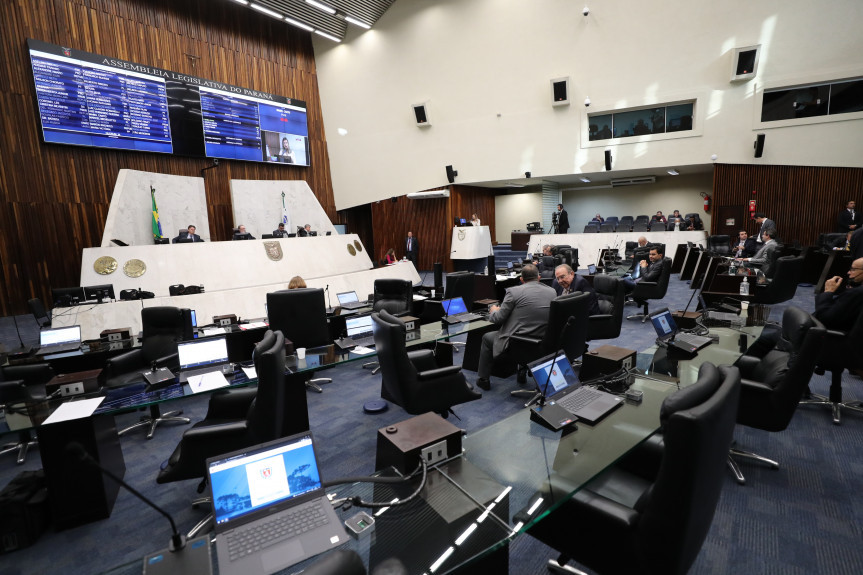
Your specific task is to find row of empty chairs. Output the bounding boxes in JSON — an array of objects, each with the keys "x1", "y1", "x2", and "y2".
[{"x1": 584, "y1": 214, "x2": 703, "y2": 233}]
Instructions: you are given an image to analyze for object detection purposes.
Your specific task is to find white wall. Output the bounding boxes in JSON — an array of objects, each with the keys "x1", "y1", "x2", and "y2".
[
  {"x1": 314, "y1": 0, "x2": 863, "y2": 210},
  {"x1": 494, "y1": 191, "x2": 542, "y2": 243}
]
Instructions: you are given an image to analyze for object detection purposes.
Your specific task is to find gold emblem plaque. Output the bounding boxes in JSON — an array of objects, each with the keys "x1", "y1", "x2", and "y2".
[
  {"x1": 347, "y1": 244, "x2": 357, "y2": 256},
  {"x1": 264, "y1": 241, "x2": 284, "y2": 261},
  {"x1": 93, "y1": 256, "x2": 118, "y2": 275},
  {"x1": 123, "y1": 259, "x2": 147, "y2": 278},
  {"x1": 353, "y1": 240, "x2": 363, "y2": 252},
  {"x1": 457, "y1": 229, "x2": 466, "y2": 241}
]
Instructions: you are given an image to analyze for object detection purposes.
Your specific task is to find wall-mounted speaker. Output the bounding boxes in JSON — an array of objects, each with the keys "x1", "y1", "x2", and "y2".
[
  {"x1": 754, "y1": 133, "x2": 765, "y2": 158},
  {"x1": 412, "y1": 103, "x2": 430, "y2": 127},
  {"x1": 445, "y1": 165, "x2": 458, "y2": 183},
  {"x1": 730, "y1": 44, "x2": 761, "y2": 82},
  {"x1": 604, "y1": 150, "x2": 612, "y2": 171},
  {"x1": 550, "y1": 77, "x2": 570, "y2": 107}
]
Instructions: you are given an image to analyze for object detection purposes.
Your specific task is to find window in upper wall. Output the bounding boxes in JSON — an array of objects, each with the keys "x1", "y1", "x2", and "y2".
[
  {"x1": 587, "y1": 102, "x2": 693, "y2": 141},
  {"x1": 761, "y1": 77, "x2": 863, "y2": 122}
]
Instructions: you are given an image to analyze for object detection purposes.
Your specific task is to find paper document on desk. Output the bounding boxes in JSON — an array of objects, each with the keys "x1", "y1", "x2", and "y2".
[
  {"x1": 189, "y1": 371, "x2": 230, "y2": 393},
  {"x1": 352, "y1": 346, "x2": 375, "y2": 355},
  {"x1": 239, "y1": 321, "x2": 268, "y2": 330},
  {"x1": 42, "y1": 397, "x2": 105, "y2": 425},
  {"x1": 202, "y1": 327, "x2": 227, "y2": 336},
  {"x1": 241, "y1": 366, "x2": 257, "y2": 379},
  {"x1": 412, "y1": 294, "x2": 428, "y2": 301}
]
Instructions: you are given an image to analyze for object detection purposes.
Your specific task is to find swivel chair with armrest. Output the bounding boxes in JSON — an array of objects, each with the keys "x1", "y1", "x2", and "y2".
[
  {"x1": 372, "y1": 311, "x2": 481, "y2": 418},
  {"x1": 267, "y1": 288, "x2": 332, "y2": 392},
  {"x1": 751, "y1": 255, "x2": 803, "y2": 304},
  {"x1": 28, "y1": 298, "x2": 51, "y2": 328},
  {"x1": 627, "y1": 257, "x2": 672, "y2": 323},
  {"x1": 0, "y1": 363, "x2": 55, "y2": 464},
  {"x1": 707, "y1": 234, "x2": 732, "y2": 255},
  {"x1": 363, "y1": 279, "x2": 414, "y2": 374},
  {"x1": 587, "y1": 275, "x2": 625, "y2": 342},
  {"x1": 507, "y1": 292, "x2": 591, "y2": 401},
  {"x1": 156, "y1": 330, "x2": 295, "y2": 535},
  {"x1": 104, "y1": 306, "x2": 190, "y2": 438},
  {"x1": 443, "y1": 271, "x2": 476, "y2": 307},
  {"x1": 525, "y1": 363, "x2": 740, "y2": 575},
  {"x1": 729, "y1": 306, "x2": 825, "y2": 484},
  {"x1": 800, "y1": 304, "x2": 863, "y2": 424}
]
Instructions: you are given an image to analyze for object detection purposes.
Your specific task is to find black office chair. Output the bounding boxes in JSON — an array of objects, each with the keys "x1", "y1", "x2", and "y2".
[
  {"x1": 372, "y1": 279, "x2": 412, "y2": 315},
  {"x1": 605, "y1": 216, "x2": 619, "y2": 226},
  {"x1": 525, "y1": 363, "x2": 740, "y2": 575},
  {"x1": 624, "y1": 241, "x2": 638, "y2": 260},
  {"x1": 618, "y1": 216, "x2": 634, "y2": 231},
  {"x1": 648, "y1": 220, "x2": 666, "y2": 232},
  {"x1": 552, "y1": 246, "x2": 578, "y2": 270},
  {"x1": 583, "y1": 224, "x2": 599, "y2": 233},
  {"x1": 0, "y1": 363, "x2": 55, "y2": 464},
  {"x1": 632, "y1": 221, "x2": 649, "y2": 232},
  {"x1": 729, "y1": 306, "x2": 826, "y2": 484},
  {"x1": 587, "y1": 275, "x2": 626, "y2": 341},
  {"x1": 507, "y1": 292, "x2": 591, "y2": 398},
  {"x1": 372, "y1": 311, "x2": 481, "y2": 417},
  {"x1": 443, "y1": 271, "x2": 476, "y2": 307},
  {"x1": 752, "y1": 255, "x2": 803, "y2": 304},
  {"x1": 267, "y1": 289, "x2": 332, "y2": 392},
  {"x1": 28, "y1": 298, "x2": 51, "y2": 329},
  {"x1": 634, "y1": 215, "x2": 650, "y2": 224},
  {"x1": 104, "y1": 306, "x2": 190, "y2": 438},
  {"x1": 627, "y1": 257, "x2": 672, "y2": 322},
  {"x1": 599, "y1": 222, "x2": 616, "y2": 233},
  {"x1": 707, "y1": 234, "x2": 732, "y2": 255}
]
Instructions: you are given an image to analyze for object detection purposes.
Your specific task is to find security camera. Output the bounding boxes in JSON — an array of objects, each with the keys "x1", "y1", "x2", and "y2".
[
  {"x1": 583, "y1": 6, "x2": 589, "y2": 16},
  {"x1": 584, "y1": 97, "x2": 591, "y2": 107}
]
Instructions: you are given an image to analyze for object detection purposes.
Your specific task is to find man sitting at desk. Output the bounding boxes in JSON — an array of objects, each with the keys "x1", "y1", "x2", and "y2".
[
  {"x1": 233, "y1": 225, "x2": 256, "y2": 240},
  {"x1": 622, "y1": 245, "x2": 665, "y2": 293},
  {"x1": 737, "y1": 229, "x2": 779, "y2": 280},
  {"x1": 734, "y1": 230, "x2": 758, "y2": 258},
  {"x1": 475, "y1": 264, "x2": 556, "y2": 391},
  {"x1": 174, "y1": 224, "x2": 203, "y2": 243},
  {"x1": 272, "y1": 223, "x2": 287, "y2": 238},
  {"x1": 298, "y1": 224, "x2": 312, "y2": 237},
  {"x1": 815, "y1": 257, "x2": 863, "y2": 332},
  {"x1": 553, "y1": 264, "x2": 600, "y2": 315}
]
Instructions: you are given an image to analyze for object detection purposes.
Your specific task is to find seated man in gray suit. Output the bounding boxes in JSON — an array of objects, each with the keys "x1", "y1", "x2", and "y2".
[
  {"x1": 476, "y1": 264, "x2": 557, "y2": 390},
  {"x1": 737, "y1": 228, "x2": 780, "y2": 280}
]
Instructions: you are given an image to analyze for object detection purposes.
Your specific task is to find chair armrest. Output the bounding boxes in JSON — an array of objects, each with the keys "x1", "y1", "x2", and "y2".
[
  {"x1": 105, "y1": 348, "x2": 144, "y2": 374},
  {"x1": 631, "y1": 281, "x2": 659, "y2": 298},
  {"x1": 734, "y1": 355, "x2": 761, "y2": 378},
  {"x1": 509, "y1": 334, "x2": 543, "y2": 347},
  {"x1": 181, "y1": 420, "x2": 249, "y2": 441},
  {"x1": 740, "y1": 378, "x2": 775, "y2": 395},
  {"x1": 417, "y1": 365, "x2": 463, "y2": 381},
  {"x1": 204, "y1": 388, "x2": 257, "y2": 420},
  {"x1": 588, "y1": 314, "x2": 613, "y2": 323},
  {"x1": 408, "y1": 349, "x2": 439, "y2": 372},
  {"x1": 153, "y1": 352, "x2": 179, "y2": 369}
]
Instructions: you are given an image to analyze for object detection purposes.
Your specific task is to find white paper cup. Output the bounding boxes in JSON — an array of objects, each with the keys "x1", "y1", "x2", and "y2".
[
  {"x1": 740, "y1": 301, "x2": 749, "y2": 316},
  {"x1": 431, "y1": 289, "x2": 436, "y2": 298},
  {"x1": 296, "y1": 347, "x2": 306, "y2": 359}
]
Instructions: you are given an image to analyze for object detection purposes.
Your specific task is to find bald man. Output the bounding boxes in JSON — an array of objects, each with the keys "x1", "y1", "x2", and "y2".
[{"x1": 814, "y1": 257, "x2": 863, "y2": 333}]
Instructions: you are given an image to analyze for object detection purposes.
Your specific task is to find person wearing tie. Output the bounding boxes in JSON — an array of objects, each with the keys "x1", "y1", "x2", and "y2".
[
  {"x1": 185, "y1": 225, "x2": 203, "y2": 242},
  {"x1": 734, "y1": 230, "x2": 757, "y2": 258},
  {"x1": 752, "y1": 212, "x2": 775, "y2": 244},
  {"x1": 838, "y1": 200, "x2": 861, "y2": 233},
  {"x1": 405, "y1": 231, "x2": 419, "y2": 265},
  {"x1": 272, "y1": 223, "x2": 287, "y2": 238}
]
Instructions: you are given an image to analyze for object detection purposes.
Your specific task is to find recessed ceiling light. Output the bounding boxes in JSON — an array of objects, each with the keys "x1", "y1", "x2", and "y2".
[
  {"x1": 345, "y1": 16, "x2": 371, "y2": 29},
  {"x1": 314, "y1": 30, "x2": 341, "y2": 43},
  {"x1": 667, "y1": 169, "x2": 680, "y2": 176},
  {"x1": 284, "y1": 17, "x2": 314, "y2": 32},
  {"x1": 306, "y1": 0, "x2": 336, "y2": 15},
  {"x1": 230, "y1": 0, "x2": 249, "y2": 5},
  {"x1": 250, "y1": 3, "x2": 282, "y2": 19},
  {"x1": 580, "y1": 177, "x2": 591, "y2": 183}
]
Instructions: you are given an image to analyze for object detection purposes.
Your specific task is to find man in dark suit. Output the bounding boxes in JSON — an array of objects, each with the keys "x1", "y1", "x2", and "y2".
[
  {"x1": 272, "y1": 223, "x2": 287, "y2": 238},
  {"x1": 851, "y1": 227, "x2": 863, "y2": 259},
  {"x1": 185, "y1": 225, "x2": 203, "y2": 242},
  {"x1": 556, "y1": 204, "x2": 569, "y2": 234},
  {"x1": 838, "y1": 200, "x2": 861, "y2": 233},
  {"x1": 814, "y1": 257, "x2": 863, "y2": 333},
  {"x1": 298, "y1": 224, "x2": 311, "y2": 237},
  {"x1": 476, "y1": 264, "x2": 556, "y2": 390},
  {"x1": 622, "y1": 245, "x2": 665, "y2": 293},
  {"x1": 733, "y1": 230, "x2": 758, "y2": 258},
  {"x1": 233, "y1": 224, "x2": 255, "y2": 240},
  {"x1": 739, "y1": 229, "x2": 780, "y2": 278},
  {"x1": 552, "y1": 264, "x2": 600, "y2": 315},
  {"x1": 405, "y1": 231, "x2": 418, "y2": 265},
  {"x1": 752, "y1": 212, "x2": 775, "y2": 244}
]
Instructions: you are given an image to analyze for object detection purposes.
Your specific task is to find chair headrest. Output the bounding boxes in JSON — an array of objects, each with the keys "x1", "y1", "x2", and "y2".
[
  {"x1": 660, "y1": 362, "x2": 721, "y2": 422},
  {"x1": 777, "y1": 306, "x2": 818, "y2": 353}
]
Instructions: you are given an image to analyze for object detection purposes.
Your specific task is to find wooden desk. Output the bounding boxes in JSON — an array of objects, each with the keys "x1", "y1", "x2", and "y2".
[{"x1": 511, "y1": 231, "x2": 543, "y2": 251}]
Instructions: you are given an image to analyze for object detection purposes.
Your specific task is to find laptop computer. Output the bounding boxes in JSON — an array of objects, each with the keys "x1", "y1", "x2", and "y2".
[
  {"x1": 697, "y1": 293, "x2": 740, "y2": 322},
  {"x1": 34, "y1": 325, "x2": 82, "y2": 355},
  {"x1": 340, "y1": 314, "x2": 375, "y2": 348},
  {"x1": 528, "y1": 351, "x2": 624, "y2": 429},
  {"x1": 587, "y1": 263, "x2": 597, "y2": 275},
  {"x1": 177, "y1": 336, "x2": 231, "y2": 382},
  {"x1": 649, "y1": 308, "x2": 713, "y2": 353},
  {"x1": 441, "y1": 297, "x2": 484, "y2": 324},
  {"x1": 336, "y1": 291, "x2": 368, "y2": 310},
  {"x1": 206, "y1": 433, "x2": 346, "y2": 575}
]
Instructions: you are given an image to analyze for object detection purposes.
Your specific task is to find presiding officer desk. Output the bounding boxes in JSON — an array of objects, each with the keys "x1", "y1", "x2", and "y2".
[{"x1": 94, "y1": 324, "x2": 758, "y2": 575}]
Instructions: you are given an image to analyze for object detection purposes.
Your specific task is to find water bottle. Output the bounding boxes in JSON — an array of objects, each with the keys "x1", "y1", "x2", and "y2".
[{"x1": 739, "y1": 276, "x2": 750, "y2": 296}]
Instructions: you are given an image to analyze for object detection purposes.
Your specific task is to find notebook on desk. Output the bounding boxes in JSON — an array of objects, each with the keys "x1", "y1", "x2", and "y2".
[
  {"x1": 177, "y1": 336, "x2": 231, "y2": 382},
  {"x1": 34, "y1": 325, "x2": 82, "y2": 355},
  {"x1": 336, "y1": 291, "x2": 369, "y2": 310},
  {"x1": 207, "y1": 433, "x2": 346, "y2": 575},
  {"x1": 441, "y1": 297, "x2": 484, "y2": 324},
  {"x1": 528, "y1": 351, "x2": 624, "y2": 427},
  {"x1": 339, "y1": 314, "x2": 375, "y2": 348},
  {"x1": 649, "y1": 308, "x2": 713, "y2": 354}
]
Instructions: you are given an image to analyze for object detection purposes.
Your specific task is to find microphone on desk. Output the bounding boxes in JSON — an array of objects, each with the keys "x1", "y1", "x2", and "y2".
[
  {"x1": 325, "y1": 284, "x2": 333, "y2": 311},
  {"x1": 66, "y1": 442, "x2": 187, "y2": 552},
  {"x1": 537, "y1": 316, "x2": 576, "y2": 408},
  {"x1": 8, "y1": 314, "x2": 32, "y2": 357}
]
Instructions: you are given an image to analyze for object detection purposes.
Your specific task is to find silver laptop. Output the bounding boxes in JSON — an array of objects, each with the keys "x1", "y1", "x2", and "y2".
[
  {"x1": 34, "y1": 325, "x2": 82, "y2": 355},
  {"x1": 441, "y1": 296, "x2": 484, "y2": 324},
  {"x1": 649, "y1": 308, "x2": 713, "y2": 353},
  {"x1": 344, "y1": 314, "x2": 375, "y2": 347},
  {"x1": 206, "y1": 433, "x2": 346, "y2": 575},
  {"x1": 528, "y1": 351, "x2": 624, "y2": 424},
  {"x1": 336, "y1": 291, "x2": 368, "y2": 310},
  {"x1": 177, "y1": 336, "x2": 230, "y2": 382}
]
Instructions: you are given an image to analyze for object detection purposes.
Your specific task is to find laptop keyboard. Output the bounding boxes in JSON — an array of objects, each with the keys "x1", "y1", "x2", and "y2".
[
  {"x1": 558, "y1": 387, "x2": 602, "y2": 413},
  {"x1": 351, "y1": 335, "x2": 375, "y2": 347},
  {"x1": 225, "y1": 500, "x2": 330, "y2": 561},
  {"x1": 445, "y1": 312, "x2": 484, "y2": 324},
  {"x1": 675, "y1": 332, "x2": 712, "y2": 348}
]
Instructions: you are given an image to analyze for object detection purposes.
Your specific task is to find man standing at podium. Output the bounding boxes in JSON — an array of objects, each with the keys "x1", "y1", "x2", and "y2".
[{"x1": 405, "y1": 231, "x2": 418, "y2": 265}]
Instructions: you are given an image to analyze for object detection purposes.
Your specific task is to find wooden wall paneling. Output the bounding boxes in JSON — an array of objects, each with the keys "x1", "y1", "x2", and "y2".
[
  {"x1": 449, "y1": 185, "x2": 497, "y2": 245},
  {"x1": 370, "y1": 197, "x2": 450, "y2": 272},
  {"x1": 0, "y1": 0, "x2": 334, "y2": 315}
]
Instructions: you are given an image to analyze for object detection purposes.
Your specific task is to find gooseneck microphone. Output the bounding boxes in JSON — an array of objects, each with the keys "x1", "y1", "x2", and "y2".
[
  {"x1": 66, "y1": 442, "x2": 186, "y2": 552},
  {"x1": 325, "y1": 284, "x2": 332, "y2": 311}
]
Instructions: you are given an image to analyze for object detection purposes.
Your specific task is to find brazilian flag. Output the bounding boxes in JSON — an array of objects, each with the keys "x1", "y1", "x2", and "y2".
[{"x1": 151, "y1": 187, "x2": 163, "y2": 239}]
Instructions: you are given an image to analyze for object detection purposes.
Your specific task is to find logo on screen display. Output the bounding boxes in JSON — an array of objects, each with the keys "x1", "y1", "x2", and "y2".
[{"x1": 261, "y1": 467, "x2": 273, "y2": 479}]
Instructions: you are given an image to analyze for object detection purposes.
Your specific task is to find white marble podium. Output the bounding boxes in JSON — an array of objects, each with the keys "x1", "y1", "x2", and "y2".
[
  {"x1": 525, "y1": 230, "x2": 708, "y2": 267},
  {"x1": 450, "y1": 226, "x2": 493, "y2": 260}
]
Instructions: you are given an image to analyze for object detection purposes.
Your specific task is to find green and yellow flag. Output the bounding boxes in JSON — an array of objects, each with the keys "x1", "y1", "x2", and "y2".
[{"x1": 151, "y1": 186, "x2": 163, "y2": 239}]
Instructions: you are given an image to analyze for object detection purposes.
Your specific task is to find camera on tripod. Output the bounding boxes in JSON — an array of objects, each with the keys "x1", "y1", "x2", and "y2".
[{"x1": 551, "y1": 212, "x2": 559, "y2": 223}]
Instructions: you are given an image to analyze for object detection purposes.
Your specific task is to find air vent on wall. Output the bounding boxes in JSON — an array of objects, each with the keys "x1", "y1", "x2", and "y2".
[
  {"x1": 610, "y1": 176, "x2": 656, "y2": 187},
  {"x1": 406, "y1": 189, "x2": 451, "y2": 199}
]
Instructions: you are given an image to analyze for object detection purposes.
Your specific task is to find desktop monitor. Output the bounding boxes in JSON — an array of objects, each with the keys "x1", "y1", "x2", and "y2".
[
  {"x1": 51, "y1": 286, "x2": 86, "y2": 307},
  {"x1": 83, "y1": 284, "x2": 115, "y2": 302},
  {"x1": 233, "y1": 233, "x2": 253, "y2": 241},
  {"x1": 459, "y1": 218, "x2": 467, "y2": 225}
]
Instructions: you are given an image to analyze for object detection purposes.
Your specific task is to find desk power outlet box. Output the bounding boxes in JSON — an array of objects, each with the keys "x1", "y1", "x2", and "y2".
[
  {"x1": 60, "y1": 382, "x2": 85, "y2": 396},
  {"x1": 376, "y1": 412, "x2": 463, "y2": 474}
]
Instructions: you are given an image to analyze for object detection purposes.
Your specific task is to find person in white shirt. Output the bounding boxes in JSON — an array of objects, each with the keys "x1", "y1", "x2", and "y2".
[{"x1": 470, "y1": 213, "x2": 481, "y2": 226}]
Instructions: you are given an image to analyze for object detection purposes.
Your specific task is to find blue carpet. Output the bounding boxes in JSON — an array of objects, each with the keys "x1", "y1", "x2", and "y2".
[{"x1": 1, "y1": 274, "x2": 862, "y2": 574}]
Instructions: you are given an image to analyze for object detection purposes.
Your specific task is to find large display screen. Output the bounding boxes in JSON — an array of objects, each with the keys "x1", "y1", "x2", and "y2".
[{"x1": 27, "y1": 38, "x2": 310, "y2": 166}]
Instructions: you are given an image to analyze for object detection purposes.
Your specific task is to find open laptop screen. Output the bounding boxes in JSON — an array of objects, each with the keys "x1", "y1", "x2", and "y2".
[
  {"x1": 40, "y1": 325, "x2": 81, "y2": 346},
  {"x1": 336, "y1": 291, "x2": 359, "y2": 305},
  {"x1": 649, "y1": 308, "x2": 678, "y2": 338},
  {"x1": 208, "y1": 434, "x2": 322, "y2": 526},
  {"x1": 346, "y1": 315, "x2": 373, "y2": 337},
  {"x1": 442, "y1": 297, "x2": 468, "y2": 315},
  {"x1": 178, "y1": 336, "x2": 228, "y2": 370},
  {"x1": 528, "y1": 352, "x2": 578, "y2": 396}
]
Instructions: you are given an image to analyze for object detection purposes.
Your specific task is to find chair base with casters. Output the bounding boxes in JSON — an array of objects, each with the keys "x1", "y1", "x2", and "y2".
[
  {"x1": 800, "y1": 393, "x2": 863, "y2": 424},
  {"x1": 362, "y1": 361, "x2": 380, "y2": 375},
  {"x1": 305, "y1": 376, "x2": 332, "y2": 393},
  {"x1": 118, "y1": 404, "x2": 190, "y2": 439},
  {"x1": 0, "y1": 431, "x2": 38, "y2": 464},
  {"x1": 726, "y1": 444, "x2": 779, "y2": 485},
  {"x1": 546, "y1": 557, "x2": 590, "y2": 575},
  {"x1": 626, "y1": 300, "x2": 652, "y2": 323}
]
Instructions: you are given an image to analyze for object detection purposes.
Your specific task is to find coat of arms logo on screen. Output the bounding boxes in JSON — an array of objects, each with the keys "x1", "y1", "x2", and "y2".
[
  {"x1": 261, "y1": 467, "x2": 272, "y2": 479},
  {"x1": 457, "y1": 229, "x2": 466, "y2": 241},
  {"x1": 264, "y1": 241, "x2": 283, "y2": 261}
]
